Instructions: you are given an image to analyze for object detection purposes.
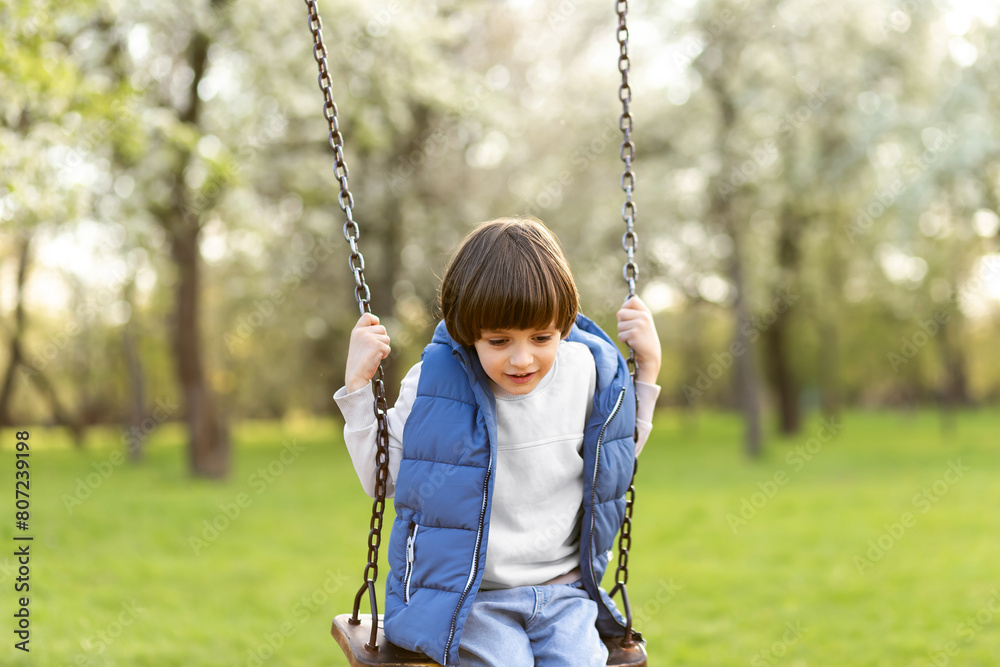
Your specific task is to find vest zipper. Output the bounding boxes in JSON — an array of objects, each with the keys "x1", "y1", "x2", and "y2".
[
  {"x1": 442, "y1": 347, "x2": 491, "y2": 665},
  {"x1": 442, "y1": 460, "x2": 491, "y2": 665},
  {"x1": 587, "y1": 386, "x2": 627, "y2": 628},
  {"x1": 403, "y1": 521, "x2": 418, "y2": 604}
]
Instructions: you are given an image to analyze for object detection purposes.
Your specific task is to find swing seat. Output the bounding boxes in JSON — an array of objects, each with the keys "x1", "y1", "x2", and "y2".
[{"x1": 332, "y1": 614, "x2": 647, "y2": 666}]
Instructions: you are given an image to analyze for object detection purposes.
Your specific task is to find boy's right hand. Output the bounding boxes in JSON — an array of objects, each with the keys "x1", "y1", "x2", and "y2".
[{"x1": 345, "y1": 313, "x2": 391, "y2": 393}]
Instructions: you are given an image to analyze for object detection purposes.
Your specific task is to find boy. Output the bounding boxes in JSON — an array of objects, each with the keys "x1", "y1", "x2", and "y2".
[{"x1": 336, "y1": 217, "x2": 660, "y2": 665}]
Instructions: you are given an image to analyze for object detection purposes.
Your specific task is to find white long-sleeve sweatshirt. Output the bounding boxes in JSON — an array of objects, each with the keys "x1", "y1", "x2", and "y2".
[{"x1": 334, "y1": 340, "x2": 659, "y2": 590}]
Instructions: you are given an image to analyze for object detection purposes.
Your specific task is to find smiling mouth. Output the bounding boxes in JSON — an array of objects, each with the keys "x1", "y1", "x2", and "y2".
[{"x1": 506, "y1": 372, "x2": 535, "y2": 384}]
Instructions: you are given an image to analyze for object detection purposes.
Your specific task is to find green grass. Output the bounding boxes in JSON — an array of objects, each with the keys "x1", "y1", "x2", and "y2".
[{"x1": 1, "y1": 409, "x2": 998, "y2": 666}]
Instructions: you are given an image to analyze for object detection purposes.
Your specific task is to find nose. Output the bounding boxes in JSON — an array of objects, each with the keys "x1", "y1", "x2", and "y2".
[{"x1": 509, "y1": 343, "x2": 533, "y2": 369}]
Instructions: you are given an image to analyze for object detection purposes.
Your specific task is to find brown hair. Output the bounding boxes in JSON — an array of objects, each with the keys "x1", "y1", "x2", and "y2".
[{"x1": 440, "y1": 217, "x2": 579, "y2": 346}]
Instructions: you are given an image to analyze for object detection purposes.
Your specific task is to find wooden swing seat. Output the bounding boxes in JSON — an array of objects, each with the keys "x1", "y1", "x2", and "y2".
[{"x1": 332, "y1": 614, "x2": 647, "y2": 667}]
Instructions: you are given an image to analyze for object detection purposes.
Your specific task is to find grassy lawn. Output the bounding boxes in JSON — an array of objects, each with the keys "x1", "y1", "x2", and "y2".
[{"x1": 1, "y1": 409, "x2": 998, "y2": 666}]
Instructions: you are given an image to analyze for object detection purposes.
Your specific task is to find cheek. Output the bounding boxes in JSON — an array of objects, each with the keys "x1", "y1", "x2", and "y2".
[{"x1": 480, "y1": 351, "x2": 503, "y2": 373}]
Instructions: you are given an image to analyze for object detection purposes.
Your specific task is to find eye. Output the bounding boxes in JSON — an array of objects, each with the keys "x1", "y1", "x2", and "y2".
[
  {"x1": 534, "y1": 335, "x2": 553, "y2": 343},
  {"x1": 488, "y1": 338, "x2": 507, "y2": 347}
]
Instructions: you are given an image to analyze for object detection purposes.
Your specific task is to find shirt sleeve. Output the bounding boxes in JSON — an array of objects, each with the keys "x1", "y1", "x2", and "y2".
[
  {"x1": 333, "y1": 361, "x2": 422, "y2": 498},
  {"x1": 634, "y1": 380, "x2": 660, "y2": 457}
]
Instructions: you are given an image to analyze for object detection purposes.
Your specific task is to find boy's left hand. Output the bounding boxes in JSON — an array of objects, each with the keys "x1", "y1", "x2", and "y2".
[{"x1": 616, "y1": 295, "x2": 662, "y2": 385}]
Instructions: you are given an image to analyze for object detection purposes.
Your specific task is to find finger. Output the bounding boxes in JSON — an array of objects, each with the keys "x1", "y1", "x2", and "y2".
[
  {"x1": 622, "y1": 295, "x2": 651, "y2": 314},
  {"x1": 363, "y1": 342, "x2": 391, "y2": 366},
  {"x1": 617, "y1": 304, "x2": 649, "y2": 320},
  {"x1": 617, "y1": 317, "x2": 644, "y2": 332},
  {"x1": 620, "y1": 295, "x2": 642, "y2": 309},
  {"x1": 358, "y1": 312, "x2": 380, "y2": 327},
  {"x1": 616, "y1": 309, "x2": 641, "y2": 323},
  {"x1": 354, "y1": 326, "x2": 388, "y2": 344}
]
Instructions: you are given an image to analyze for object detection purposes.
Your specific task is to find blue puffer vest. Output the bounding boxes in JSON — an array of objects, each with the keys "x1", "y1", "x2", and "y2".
[{"x1": 383, "y1": 314, "x2": 637, "y2": 665}]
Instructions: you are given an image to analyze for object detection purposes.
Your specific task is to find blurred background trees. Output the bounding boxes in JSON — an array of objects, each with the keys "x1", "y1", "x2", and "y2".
[{"x1": 2, "y1": 0, "x2": 999, "y2": 473}]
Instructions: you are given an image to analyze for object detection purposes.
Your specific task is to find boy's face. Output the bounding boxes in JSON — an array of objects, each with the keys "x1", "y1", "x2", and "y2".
[{"x1": 472, "y1": 322, "x2": 561, "y2": 396}]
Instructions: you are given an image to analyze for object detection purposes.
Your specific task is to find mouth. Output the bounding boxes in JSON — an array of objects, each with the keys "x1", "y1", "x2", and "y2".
[{"x1": 506, "y1": 372, "x2": 536, "y2": 385}]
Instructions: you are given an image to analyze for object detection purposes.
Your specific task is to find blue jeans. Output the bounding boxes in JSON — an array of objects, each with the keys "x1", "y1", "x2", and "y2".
[{"x1": 457, "y1": 581, "x2": 608, "y2": 666}]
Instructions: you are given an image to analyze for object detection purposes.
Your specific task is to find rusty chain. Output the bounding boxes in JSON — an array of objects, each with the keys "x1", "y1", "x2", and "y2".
[
  {"x1": 610, "y1": 0, "x2": 641, "y2": 648},
  {"x1": 304, "y1": 0, "x2": 390, "y2": 652}
]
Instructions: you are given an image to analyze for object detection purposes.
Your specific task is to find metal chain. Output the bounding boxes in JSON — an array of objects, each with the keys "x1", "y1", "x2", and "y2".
[
  {"x1": 617, "y1": 0, "x2": 638, "y2": 305},
  {"x1": 305, "y1": 0, "x2": 390, "y2": 652},
  {"x1": 611, "y1": 0, "x2": 640, "y2": 648}
]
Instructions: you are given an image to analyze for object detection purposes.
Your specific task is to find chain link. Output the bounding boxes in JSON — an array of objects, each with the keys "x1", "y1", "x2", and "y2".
[
  {"x1": 612, "y1": 0, "x2": 640, "y2": 648},
  {"x1": 305, "y1": 0, "x2": 390, "y2": 652}
]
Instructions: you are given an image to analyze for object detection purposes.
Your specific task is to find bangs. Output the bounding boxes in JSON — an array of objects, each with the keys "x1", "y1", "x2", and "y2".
[
  {"x1": 464, "y1": 253, "x2": 575, "y2": 337},
  {"x1": 441, "y1": 217, "x2": 580, "y2": 346}
]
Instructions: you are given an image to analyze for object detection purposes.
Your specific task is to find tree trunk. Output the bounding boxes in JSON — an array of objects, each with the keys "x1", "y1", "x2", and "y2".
[
  {"x1": 761, "y1": 210, "x2": 802, "y2": 435},
  {"x1": 940, "y1": 317, "x2": 969, "y2": 405},
  {"x1": 729, "y1": 232, "x2": 763, "y2": 458},
  {"x1": 122, "y1": 281, "x2": 148, "y2": 462},
  {"x1": 351, "y1": 103, "x2": 431, "y2": 407},
  {"x1": 817, "y1": 319, "x2": 840, "y2": 419},
  {"x1": 0, "y1": 231, "x2": 83, "y2": 443},
  {"x1": 368, "y1": 192, "x2": 405, "y2": 407},
  {"x1": 170, "y1": 221, "x2": 230, "y2": 477},
  {"x1": 703, "y1": 66, "x2": 764, "y2": 458},
  {"x1": 938, "y1": 316, "x2": 968, "y2": 435},
  {"x1": 155, "y1": 28, "x2": 230, "y2": 477},
  {"x1": 0, "y1": 231, "x2": 31, "y2": 426},
  {"x1": 817, "y1": 248, "x2": 843, "y2": 420},
  {"x1": 761, "y1": 311, "x2": 799, "y2": 433}
]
